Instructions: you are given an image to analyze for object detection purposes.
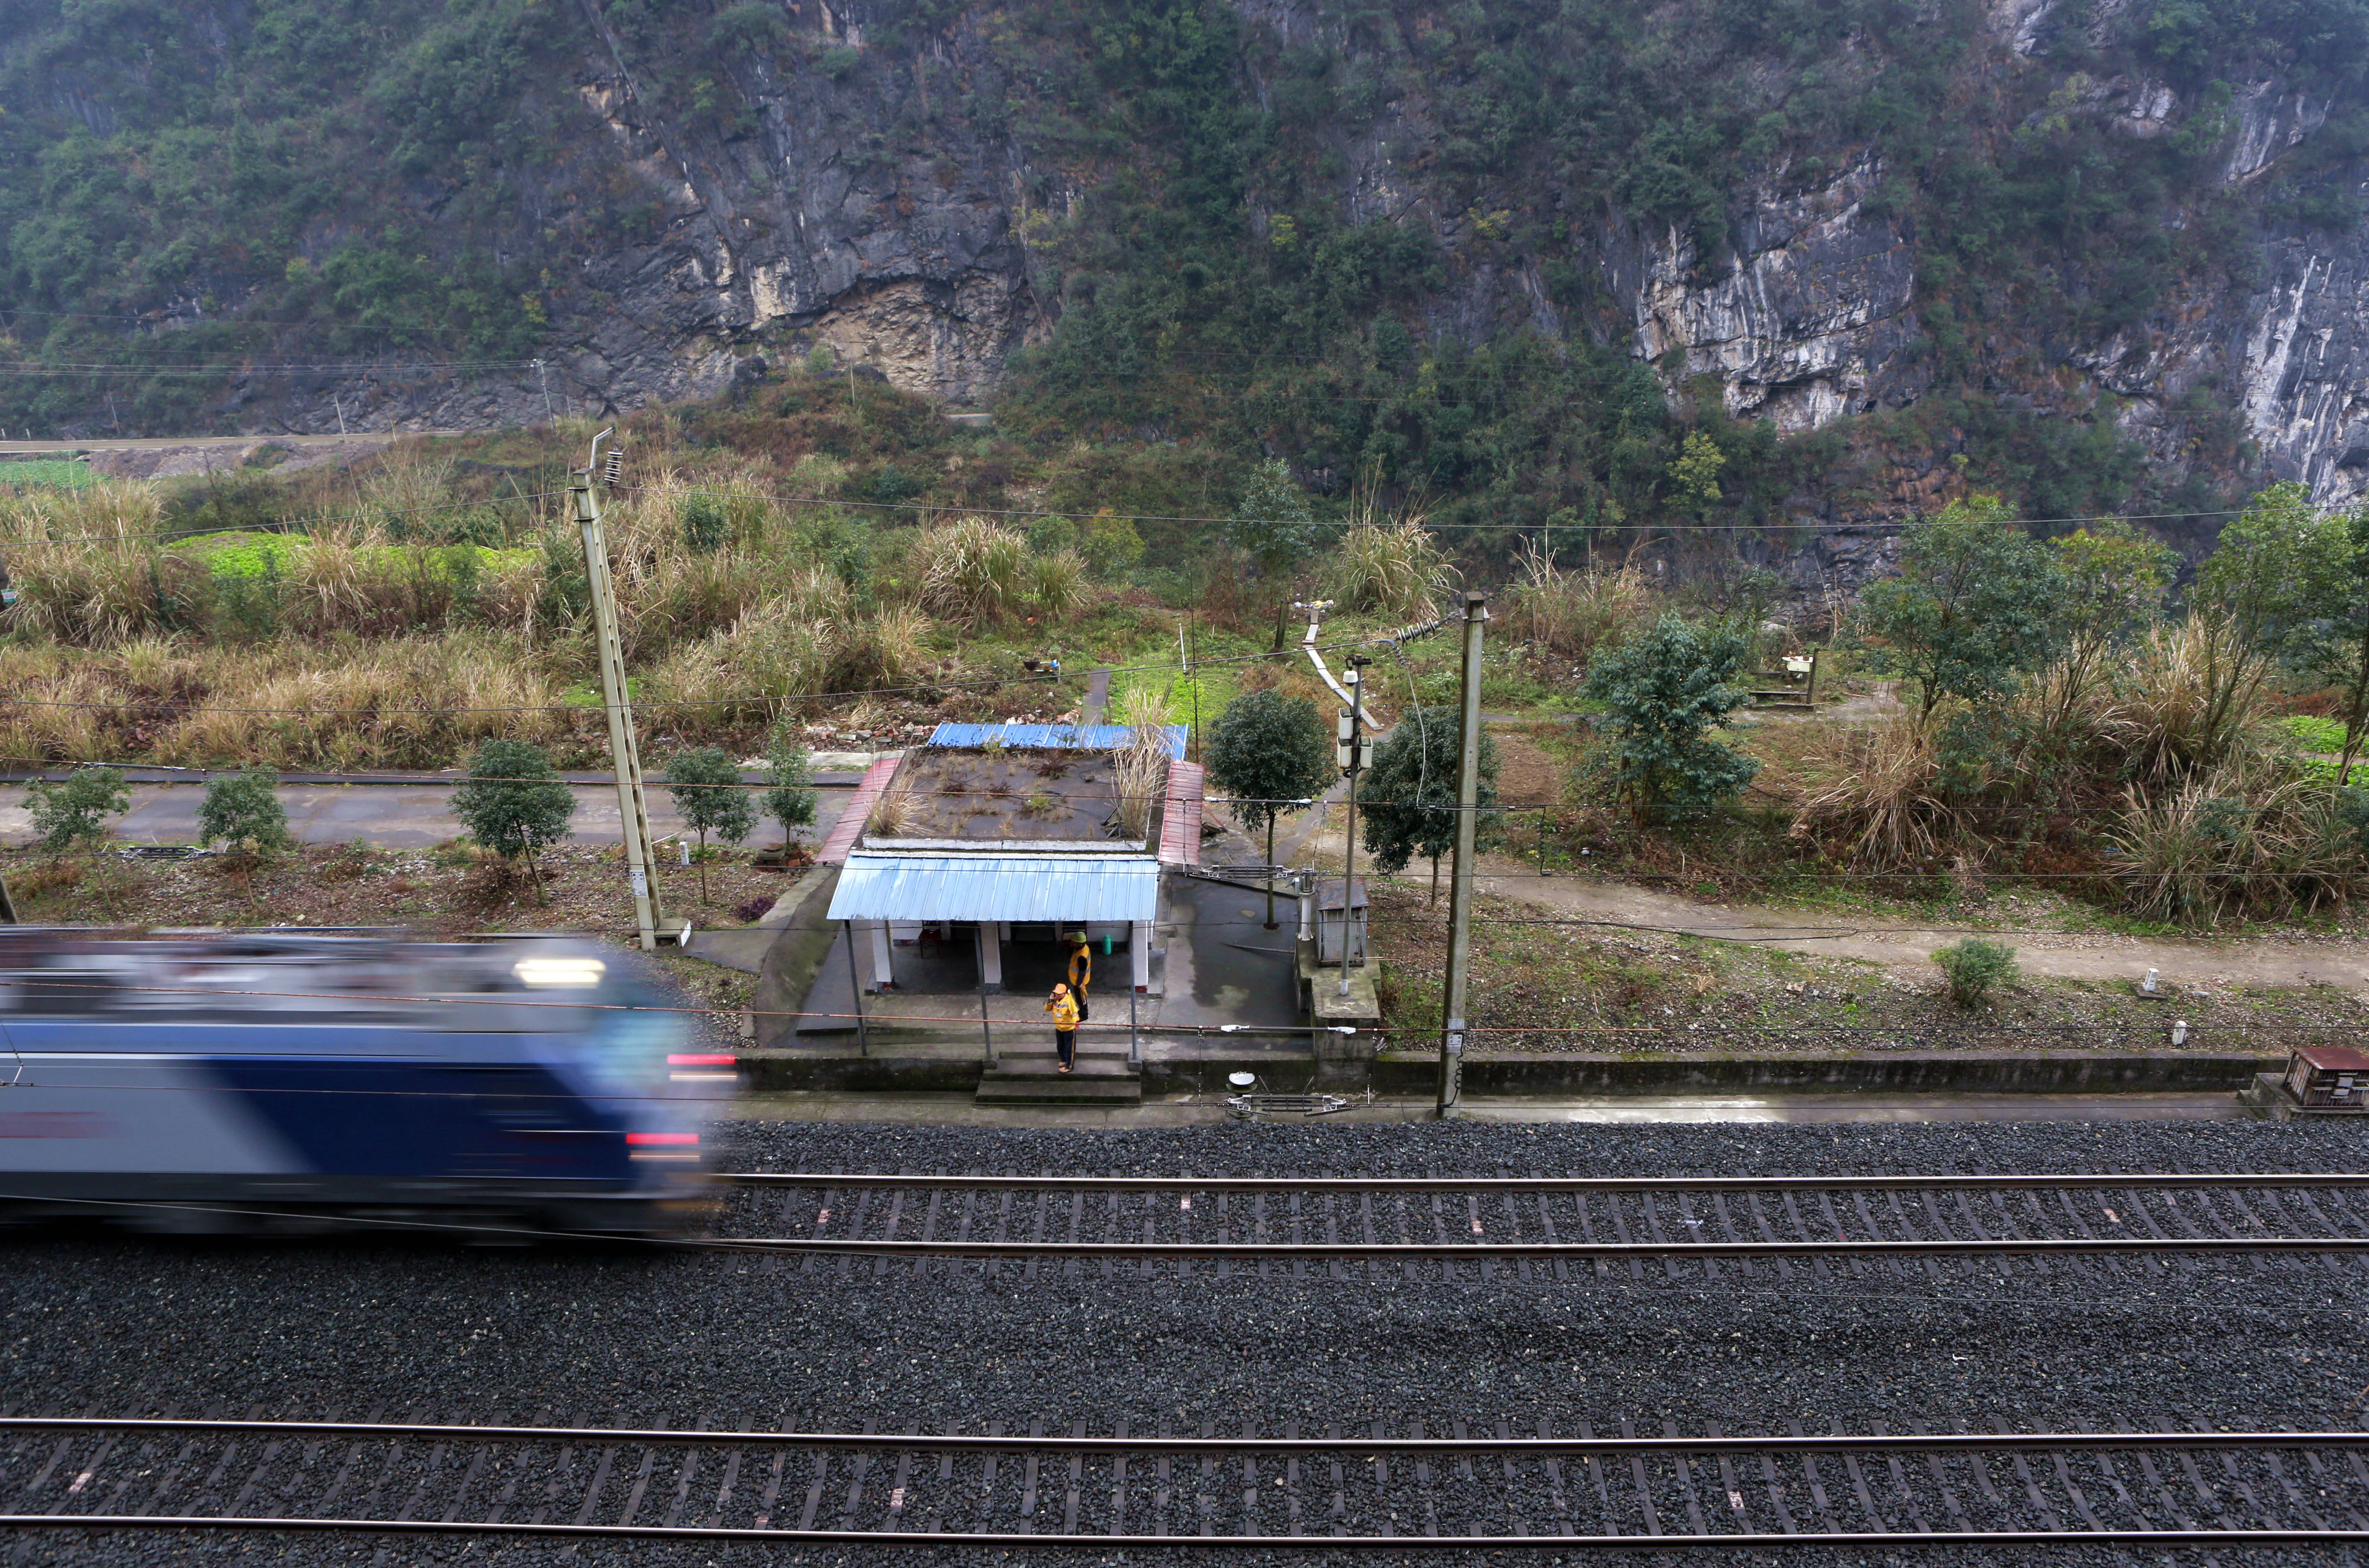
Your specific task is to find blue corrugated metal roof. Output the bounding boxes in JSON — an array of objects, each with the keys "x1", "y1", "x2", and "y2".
[
  {"x1": 926, "y1": 722, "x2": 1188, "y2": 758},
  {"x1": 826, "y1": 855, "x2": 1161, "y2": 923}
]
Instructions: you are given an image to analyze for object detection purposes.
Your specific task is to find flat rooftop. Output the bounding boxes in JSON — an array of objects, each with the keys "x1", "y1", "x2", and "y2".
[{"x1": 863, "y1": 745, "x2": 1164, "y2": 849}]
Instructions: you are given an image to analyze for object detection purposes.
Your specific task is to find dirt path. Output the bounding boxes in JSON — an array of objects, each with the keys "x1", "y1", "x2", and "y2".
[{"x1": 1462, "y1": 852, "x2": 2369, "y2": 992}]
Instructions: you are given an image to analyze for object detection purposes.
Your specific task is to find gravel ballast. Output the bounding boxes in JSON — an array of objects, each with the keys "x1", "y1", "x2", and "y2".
[{"x1": 8, "y1": 1117, "x2": 2369, "y2": 1565}]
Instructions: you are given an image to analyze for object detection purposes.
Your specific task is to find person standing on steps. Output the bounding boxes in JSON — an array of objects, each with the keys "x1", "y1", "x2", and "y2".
[
  {"x1": 1066, "y1": 932, "x2": 1092, "y2": 1025},
  {"x1": 1045, "y1": 983, "x2": 1081, "y2": 1074}
]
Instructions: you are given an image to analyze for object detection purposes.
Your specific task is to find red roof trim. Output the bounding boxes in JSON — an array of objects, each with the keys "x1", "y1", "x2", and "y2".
[
  {"x1": 1158, "y1": 760, "x2": 1205, "y2": 867},
  {"x1": 817, "y1": 756, "x2": 902, "y2": 866}
]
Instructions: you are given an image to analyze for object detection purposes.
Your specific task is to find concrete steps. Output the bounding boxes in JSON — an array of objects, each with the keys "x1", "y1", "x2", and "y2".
[{"x1": 976, "y1": 1050, "x2": 1143, "y2": 1107}]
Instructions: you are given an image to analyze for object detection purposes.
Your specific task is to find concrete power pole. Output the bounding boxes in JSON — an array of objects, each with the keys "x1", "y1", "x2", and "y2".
[
  {"x1": 1437, "y1": 590, "x2": 1489, "y2": 1117},
  {"x1": 575, "y1": 429, "x2": 663, "y2": 951},
  {"x1": 1335, "y1": 655, "x2": 1371, "y2": 998}
]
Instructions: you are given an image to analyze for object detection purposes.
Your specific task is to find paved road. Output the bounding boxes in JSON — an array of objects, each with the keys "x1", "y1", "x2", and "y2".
[{"x1": 0, "y1": 776, "x2": 858, "y2": 850}]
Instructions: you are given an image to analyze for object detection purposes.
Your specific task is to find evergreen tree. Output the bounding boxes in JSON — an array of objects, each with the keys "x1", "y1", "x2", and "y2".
[
  {"x1": 1204, "y1": 688, "x2": 1334, "y2": 927},
  {"x1": 1582, "y1": 612, "x2": 1760, "y2": 823},
  {"x1": 1360, "y1": 706, "x2": 1501, "y2": 902},
  {"x1": 1227, "y1": 459, "x2": 1317, "y2": 650},
  {"x1": 1857, "y1": 494, "x2": 2064, "y2": 723},
  {"x1": 449, "y1": 739, "x2": 576, "y2": 903},
  {"x1": 666, "y1": 746, "x2": 755, "y2": 904},
  {"x1": 761, "y1": 720, "x2": 819, "y2": 848}
]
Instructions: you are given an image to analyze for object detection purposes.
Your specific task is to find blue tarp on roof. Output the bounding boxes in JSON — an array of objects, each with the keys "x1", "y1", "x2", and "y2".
[
  {"x1": 926, "y1": 722, "x2": 1188, "y2": 758},
  {"x1": 825, "y1": 854, "x2": 1161, "y2": 923}
]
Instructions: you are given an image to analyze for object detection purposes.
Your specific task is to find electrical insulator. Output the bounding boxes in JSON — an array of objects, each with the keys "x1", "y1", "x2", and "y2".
[{"x1": 602, "y1": 446, "x2": 625, "y2": 489}]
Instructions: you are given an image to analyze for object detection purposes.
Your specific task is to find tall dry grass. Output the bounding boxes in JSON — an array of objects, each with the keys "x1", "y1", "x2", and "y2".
[
  {"x1": 2108, "y1": 761, "x2": 2365, "y2": 924},
  {"x1": 1506, "y1": 543, "x2": 1652, "y2": 665},
  {"x1": 0, "y1": 632, "x2": 582, "y2": 769},
  {"x1": 911, "y1": 517, "x2": 1031, "y2": 623},
  {"x1": 0, "y1": 480, "x2": 174, "y2": 646},
  {"x1": 1324, "y1": 510, "x2": 1455, "y2": 622},
  {"x1": 1791, "y1": 714, "x2": 1966, "y2": 868}
]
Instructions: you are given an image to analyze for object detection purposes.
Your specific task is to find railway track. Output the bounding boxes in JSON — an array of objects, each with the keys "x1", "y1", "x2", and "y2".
[
  {"x1": 714, "y1": 1171, "x2": 2369, "y2": 1278},
  {"x1": 3, "y1": 1411, "x2": 2367, "y2": 1551}
]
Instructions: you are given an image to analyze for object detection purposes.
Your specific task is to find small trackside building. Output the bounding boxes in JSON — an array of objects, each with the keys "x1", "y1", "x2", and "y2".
[{"x1": 814, "y1": 723, "x2": 1204, "y2": 997}]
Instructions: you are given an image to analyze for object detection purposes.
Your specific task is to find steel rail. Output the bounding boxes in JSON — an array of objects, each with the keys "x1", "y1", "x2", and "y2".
[
  {"x1": 726, "y1": 1171, "x2": 2369, "y2": 1192},
  {"x1": 3, "y1": 1416, "x2": 2367, "y2": 1456},
  {"x1": 3, "y1": 1515, "x2": 2365, "y2": 1550},
  {"x1": 716, "y1": 1235, "x2": 2369, "y2": 1258}
]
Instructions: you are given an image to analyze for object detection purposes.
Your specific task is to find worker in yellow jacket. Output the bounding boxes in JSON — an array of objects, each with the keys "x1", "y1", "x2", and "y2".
[
  {"x1": 1066, "y1": 932, "x2": 1091, "y2": 1022},
  {"x1": 1045, "y1": 983, "x2": 1081, "y2": 1073}
]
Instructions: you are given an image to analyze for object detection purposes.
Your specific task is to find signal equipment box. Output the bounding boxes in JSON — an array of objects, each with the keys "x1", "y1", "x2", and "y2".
[{"x1": 2283, "y1": 1045, "x2": 2369, "y2": 1110}]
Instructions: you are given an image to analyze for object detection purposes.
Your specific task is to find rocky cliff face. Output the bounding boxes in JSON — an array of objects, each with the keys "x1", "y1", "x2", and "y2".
[{"x1": 15, "y1": 0, "x2": 2369, "y2": 533}]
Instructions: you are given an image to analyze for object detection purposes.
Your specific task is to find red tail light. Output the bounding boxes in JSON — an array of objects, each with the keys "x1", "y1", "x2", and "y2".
[
  {"x1": 626, "y1": 1132, "x2": 699, "y2": 1146},
  {"x1": 667, "y1": 1054, "x2": 736, "y2": 1066}
]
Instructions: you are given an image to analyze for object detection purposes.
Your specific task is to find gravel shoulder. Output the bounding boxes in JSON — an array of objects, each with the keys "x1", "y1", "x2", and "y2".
[{"x1": 5, "y1": 1118, "x2": 2369, "y2": 1564}]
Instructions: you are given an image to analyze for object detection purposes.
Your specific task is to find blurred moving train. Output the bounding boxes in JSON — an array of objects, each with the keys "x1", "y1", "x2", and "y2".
[{"x1": 0, "y1": 930, "x2": 720, "y2": 1238}]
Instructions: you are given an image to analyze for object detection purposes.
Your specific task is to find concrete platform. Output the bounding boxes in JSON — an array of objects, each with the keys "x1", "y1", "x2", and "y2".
[{"x1": 975, "y1": 1048, "x2": 1145, "y2": 1107}]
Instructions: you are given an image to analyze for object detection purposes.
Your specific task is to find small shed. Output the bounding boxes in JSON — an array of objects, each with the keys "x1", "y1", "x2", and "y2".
[
  {"x1": 1312, "y1": 876, "x2": 1370, "y2": 968},
  {"x1": 814, "y1": 725, "x2": 1203, "y2": 996}
]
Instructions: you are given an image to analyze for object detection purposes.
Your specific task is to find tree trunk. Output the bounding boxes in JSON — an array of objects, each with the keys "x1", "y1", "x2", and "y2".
[
  {"x1": 697, "y1": 830, "x2": 709, "y2": 904},
  {"x1": 2343, "y1": 630, "x2": 2369, "y2": 788},
  {"x1": 1264, "y1": 815, "x2": 1278, "y2": 930},
  {"x1": 1430, "y1": 851, "x2": 1441, "y2": 904}
]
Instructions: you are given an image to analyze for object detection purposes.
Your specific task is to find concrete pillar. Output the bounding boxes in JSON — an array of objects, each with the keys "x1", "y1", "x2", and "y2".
[
  {"x1": 1131, "y1": 920, "x2": 1151, "y2": 992},
  {"x1": 866, "y1": 919, "x2": 894, "y2": 990},
  {"x1": 978, "y1": 922, "x2": 1004, "y2": 993}
]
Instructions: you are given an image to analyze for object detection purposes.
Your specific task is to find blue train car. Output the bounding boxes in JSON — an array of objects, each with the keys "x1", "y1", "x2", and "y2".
[{"x1": 0, "y1": 931, "x2": 719, "y2": 1239}]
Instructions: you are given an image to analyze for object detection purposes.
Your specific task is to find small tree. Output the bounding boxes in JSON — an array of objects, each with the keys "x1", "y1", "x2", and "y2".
[
  {"x1": 1581, "y1": 612, "x2": 1759, "y2": 823},
  {"x1": 449, "y1": 739, "x2": 577, "y2": 903},
  {"x1": 2043, "y1": 520, "x2": 2178, "y2": 736},
  {"x1": 196, "y1": 769, "x2": 293, "y2": 860},
  {"x1": 1931, "y1": 937, "x2": 2018, "y2": 1009},
  {"x1": 761, "y1": 720, "x2": 819, "y2": 846},
  {"x1": 2187, "y1": 481, "x2": 2356, "y2": 772},
  {"x1": 1204, "y1": 689, "x2": 1334, "y2": 927},
  {"x1": 666, "y1": 745, "x2": 755, "y2": 904},
  {"x1": 24, "y1": 764, "x2": 131, "y2": 855},
  {"x1": 1227, "y1": 459, "x2": 1318, "y2": 650},
  {"x1": 1360, "y1": 705, "x2": 1502, "y2": 902},
  {"x1": 2290, "y1": 502, "x2": 2369, "y2": 784},
  {"x1": 1856, "y1": 494, "x2": 2062, "y2": 723}
]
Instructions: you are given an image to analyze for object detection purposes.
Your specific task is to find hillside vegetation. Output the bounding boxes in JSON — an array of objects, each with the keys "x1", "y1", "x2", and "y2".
[{"x1": 3, "y1": 0, "x2": 2367, "y2": 540}]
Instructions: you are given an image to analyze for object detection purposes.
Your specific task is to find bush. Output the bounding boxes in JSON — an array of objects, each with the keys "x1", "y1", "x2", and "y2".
[
  {"x1": 23, "y1": 764, "x2": 130, "y2": 854},
  {"x1": 1931, "y1": 937, "x2": 2019, "y2": 1008},
  {"x1": 197, "y1": 769, "x2": 292, "y2": 858}
]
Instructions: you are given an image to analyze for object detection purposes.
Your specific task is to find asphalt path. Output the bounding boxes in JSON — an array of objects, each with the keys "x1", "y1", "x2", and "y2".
[
  {"x1": 0, "y1": 773, "x2": 862, "y2": 850},
  {"x1": 0, "y1": 433, "x2": 469, "y2": 452}
]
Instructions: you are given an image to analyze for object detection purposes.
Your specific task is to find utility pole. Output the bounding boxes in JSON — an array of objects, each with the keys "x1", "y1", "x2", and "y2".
[
  {"x1": 535, "y1": 359, "x2": 556, "y2": 422},
  {"x1": 575, "y1": 428, "x2": 663, "y2": 951},
  {"x1": 1335, "y1": 655, "x2": 1371, "y2": 999},
  {"x1": 1437, "y1": 591, "x2": 1488, "y2": 1117}
]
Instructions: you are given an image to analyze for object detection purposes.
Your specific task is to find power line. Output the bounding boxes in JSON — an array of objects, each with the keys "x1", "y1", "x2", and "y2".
[{"x1": 643, "y1": 483, "x2": 2261, "y2": 535}]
